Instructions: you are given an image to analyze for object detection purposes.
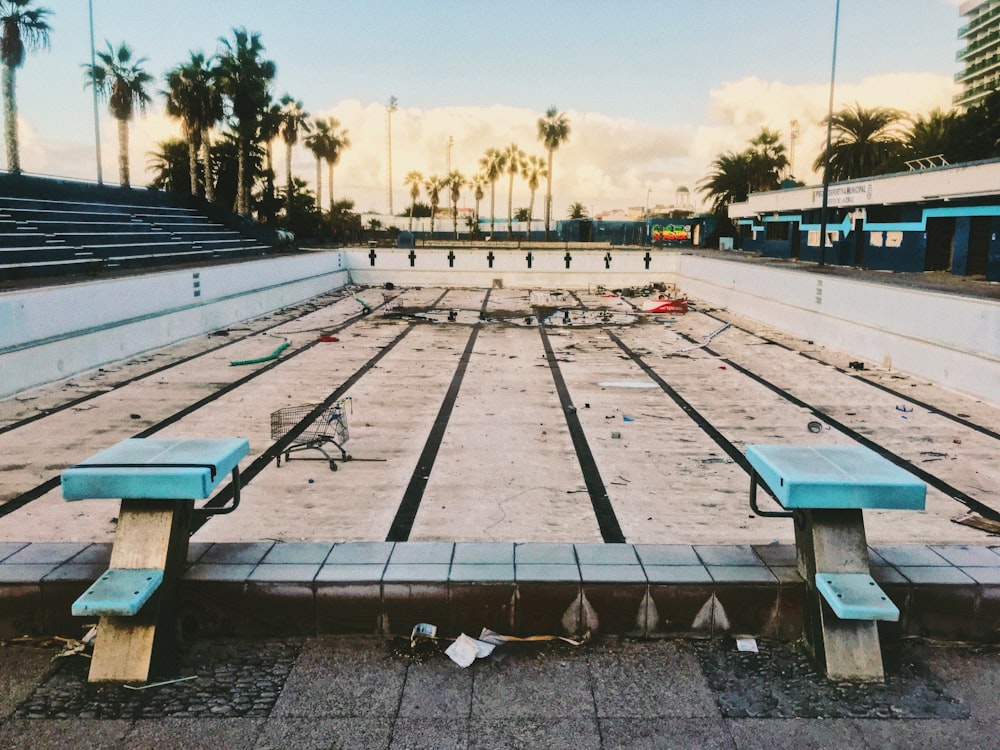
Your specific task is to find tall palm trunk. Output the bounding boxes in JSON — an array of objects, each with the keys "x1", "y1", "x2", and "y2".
[
  {"x1": 544, "y1": 149, "x2": 554, "y2": 240},
  {"x1": 507, "y1": 173, "x2": 515, "y2": 240},
  {"x1": 285, "y1": 141, "x2": 293, "y2": 208},
  {"x1": 201, "y1": 130, "x2": 214, "y2": 203},
  {"x1": 3, "y1": 64, "x2": 19, "y2": 175},
  {"x1": 117, "y1": 118, "x2": 130, "y2": 187},
  {"x1": 327, "y1": 160, "x2": 335, "y2": 211},
  {"x1": 528, "y1": 187, "x2": 537, "y2": 238},
  {"x1": 314, "y1": 156, "x2": 322, "y2": 211},
  {"x1": 489, "y1": 182, "x2": 496, "y2": 238},
  {"x1": 236, "y1": 142, "x2": 247, "y2": 215},
  {"x1": 187, "y1": 126, "x2": 199, "y2": 196}
]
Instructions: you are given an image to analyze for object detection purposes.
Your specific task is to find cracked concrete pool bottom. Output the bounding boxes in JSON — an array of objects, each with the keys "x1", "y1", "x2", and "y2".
[{"x1": 0, "y1": 285, "x2": 997, "y2": 548}]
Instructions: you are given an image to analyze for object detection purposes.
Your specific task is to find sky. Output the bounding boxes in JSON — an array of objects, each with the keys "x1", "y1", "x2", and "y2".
[{"x1": 11, "y1": 0, "x2": 966, "y2": 216}]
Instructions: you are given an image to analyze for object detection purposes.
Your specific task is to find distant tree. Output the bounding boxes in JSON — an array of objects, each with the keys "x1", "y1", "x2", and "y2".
[
  {"x1": 502, "y1": 142, "x2": 525, "y2": 240},
  {"x1": 479, "y1": 148, "x2": 504, "y2": 238},
  {"x1": 813, "y1": 102, "x2": 907, "y2": 181},
  {"x1": 698, "y1": 150, "x2": 754, "y2": 218},
  {"x1": 905, "y1": 108, "x2": 960, "y2": 163},
  {"x1": 513, "y1": 207, "x2": 530, "y2": 222},
  {"x1": 470, "y1": 171, "x2": 485, "y2": 228},
  {"x1": 164, "y1": 51, "x2": 222, "y2": 199},
  {"x1": 401, "y1": 200, "x2": 432, "y2": 218},
  {"x1": 147, "y1": 137, "x2": 191, "y2": 193},
  {"x1": 213, "y1": 28, "x2": 276, "y2": 215},
  {"x1": 522, "y1": 154, "x2": 547, "y2": 235},
  {"x1": 536, "y1": 106, "x2": 571, "y2": 239},
  {"x1": 403, "y1": 169, "x2": 423, "y2": 231},
  {"x1": 1, "y1": 0, "x2": 51, "y2": 175},
  {"x1": 423, "y1": 173, "x2": 445, "y2": 237},
  {"x1": 446, "y1": 169, "x2": 465, "y2": 239},
  {"x1": 278, "y1": 94, "x2": 309, "y2": 208},
  {"x1": 747, "y1": 127, "x2": 789, "y2": 192},
  {"x1": 323, "y1": 118, "x2": 349, "y2": 209},
  {"x1": 951, "y1": 89, "x2": 1000, "y2": 163},
  {"x1": 567, "y1": 201, "x2": 588, "y2": 219},
  {"x1": 304, "y1": 117, "x2": 331, "y2": 210},
  {"x1": 84, "y1": 41, "x2": 153, "y2": 187}
]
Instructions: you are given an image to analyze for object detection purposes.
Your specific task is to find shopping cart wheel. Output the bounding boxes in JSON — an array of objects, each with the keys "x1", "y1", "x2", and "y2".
[{"x1": 329, "y1": 460, "x2": 338, "y2": 471}]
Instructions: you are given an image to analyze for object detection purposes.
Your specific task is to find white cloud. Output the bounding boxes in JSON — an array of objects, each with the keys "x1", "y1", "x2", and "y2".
[{"x1": 21, "y1": 71, "x2": 959, "y2": 216}]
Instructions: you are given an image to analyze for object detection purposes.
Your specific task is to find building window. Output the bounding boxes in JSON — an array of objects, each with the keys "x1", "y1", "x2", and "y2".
[{"x1": 766, "y1": 221, "x2": 790, "y2": 241}]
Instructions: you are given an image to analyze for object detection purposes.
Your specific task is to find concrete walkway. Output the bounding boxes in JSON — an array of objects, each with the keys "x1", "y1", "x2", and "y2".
[{"x1": 2, "y1": 636, "x2": 998, "y2": 749}]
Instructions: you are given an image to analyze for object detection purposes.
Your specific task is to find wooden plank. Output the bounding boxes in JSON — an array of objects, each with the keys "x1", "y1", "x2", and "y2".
[{"x1": 87, "y1": 499, "x2": 191, "y2": 683}]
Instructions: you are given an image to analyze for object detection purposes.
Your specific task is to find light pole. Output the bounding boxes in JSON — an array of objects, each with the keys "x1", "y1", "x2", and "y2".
[
  {"x1": 446, "y1": 135, "x2": 454, "y2": 174},
  {"x1": 88, "y1": 0, "x2": 103, "y2": 185},
  {"x1": 818, "y1": 0, "x2": 840, "y2": 268},
  {"x1": 385, "y1": 96, "x2": 398, "y2": 215},
  {"x1": 645, "y1": 187, "x2": 651, "y2": 218}
]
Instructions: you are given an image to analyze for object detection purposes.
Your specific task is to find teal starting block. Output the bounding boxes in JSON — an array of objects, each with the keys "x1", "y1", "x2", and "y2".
[
  {"x1": 746, "y1": 443, "x2": 925, "y2": 682},
  {"x1": 815, "y1": 572, "x2": 900, "y2": 622},
  {"x1": 72, "y1": 568, "x2": 165, "y2": 617},
  {"x1": 62, "y1": 437, "x2": 249, "y2": 683}
]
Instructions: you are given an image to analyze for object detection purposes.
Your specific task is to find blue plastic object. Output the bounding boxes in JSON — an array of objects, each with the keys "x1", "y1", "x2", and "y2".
[
  {"x1": 815, "y1": 572, "x2": 900, "y2": 622},
  {"x1": 62, "y1": 438, "x2": 249, "y2": 501},
  {"x1": 72, "y1": 568, "x2": 164, "y2": 617},
  {"x1": 745, "y1": 445, "x2": 925, "y2": 510}
]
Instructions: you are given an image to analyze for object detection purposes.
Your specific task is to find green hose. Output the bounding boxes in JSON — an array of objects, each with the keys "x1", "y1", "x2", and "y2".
[{"x1": 230, "y1": 341, "x2": 290, "y2": 366}]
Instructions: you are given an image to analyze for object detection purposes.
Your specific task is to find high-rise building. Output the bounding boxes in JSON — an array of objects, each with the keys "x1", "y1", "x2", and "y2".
[{"x1": 955, "y1": 0, "x2": 1000, "y2": 108}]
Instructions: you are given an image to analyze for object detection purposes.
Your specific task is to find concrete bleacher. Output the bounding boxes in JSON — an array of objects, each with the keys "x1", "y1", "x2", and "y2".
[{"x1": 0, "y1": 176, "x2": 279, "y2": 280}]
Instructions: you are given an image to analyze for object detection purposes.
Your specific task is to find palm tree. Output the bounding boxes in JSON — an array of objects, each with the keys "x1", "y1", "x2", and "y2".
[
  {"x1": 502, "y1": 142, "x2": 525, "y2": 240},
  {"x1": 164, "y1": 51, "x2": 222, "y2": 199},
  {"x1": 747, "y1": 127, "x2": 789, "y2": 192},
  {"x1": 278, "y1": 94, "x2": 309, "y2": 208},
  {"x1": 304, "y1": 117, "x2": 331, "y2": 211},
  {"x1": 536, "y1": 106, "x2": 571, "y2": 240},
  {"x1": 446, "y1": 169, "x2": 465, "y2": 239},
  {"x1": 424, "y1": 173, "x2": 445, "y2": 237},
  {"x1": 323, "y1": 119, "x2": 349, "y2": 210},
  {"x1": 478, "y1": 147, "x2": 504, "y2": 239},
  {"x1": 470, "y1": 171, "x2": 485, "y2": 233},
  {"x1": 522, "y1": 154, "x2": 547, "y2": 239},
  {"x1": 812, "y1": 102, "x2": 907, "y2": 181},
  {"x1": 213, "y1": 28, "x2": 276, "y2": 216},
  {"x1": 403, "y1": 169, "x2": 423, "y2": 232},
  {"x1": 85, "y1": 42, "x2": 153, "y2": 187},
  {"x1": 567, "y1": 202, "x2": 588, "y2": 219},
  {"x1": 698, "y1": 150, "x2": 754, "y2": 217},
  {"x1": 147, "y1": 137, "x2": 191, "y2": 192},
  {"x1": 906, "y1": 108, "x2": 959, "y2": 163},
  {"x1": 1, "y1": 0, "x2": 50, "y2": 175}
]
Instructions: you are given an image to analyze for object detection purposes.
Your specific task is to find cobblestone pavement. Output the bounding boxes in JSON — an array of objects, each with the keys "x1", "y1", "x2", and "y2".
[{"x1": 2, "y1": 635, "x2": 998, "y2": 749}]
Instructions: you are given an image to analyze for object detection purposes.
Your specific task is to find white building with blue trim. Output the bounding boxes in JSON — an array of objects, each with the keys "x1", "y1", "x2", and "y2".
[{"x1": 727, "y1": 158, "x2": 1000, "y2": 280}]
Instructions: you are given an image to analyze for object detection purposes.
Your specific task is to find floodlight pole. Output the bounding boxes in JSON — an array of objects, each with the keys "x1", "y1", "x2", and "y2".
[
  {"x1": 88, "y1": 0, "x2": 103, "y2": 185},
  {"x1": 386, "y1": 96, "x2": 398, "y2": 215},
  {"x1": 818, "y1": 0, "x2": 840, "y2": 268}
]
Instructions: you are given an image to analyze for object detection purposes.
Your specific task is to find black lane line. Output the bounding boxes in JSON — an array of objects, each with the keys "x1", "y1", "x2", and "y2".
[
  {"x1": 672, "y1": 327, "x2": 1000, "y2": 522},
  {"x1": 0, "y1": 292, "x2": 406, "y2": 520},
  {"x1": 540, "y1": 322, "x2": 625, "y2": 543},
  {"x1": 0, "y1": 288, "x2": 362, "y2": 437},
  {"x1": 385, "y1": 290, "x2": 490, "y2": 542},
  {"x1": 698, "y1": 309, "x2": 1000, "y2": 442},
  {"x1": 606, "y1": 331, "x2": 752, "y2": 474},
  {"x1": 193, "y1": 323, "x2": 417, "y2": 533}
]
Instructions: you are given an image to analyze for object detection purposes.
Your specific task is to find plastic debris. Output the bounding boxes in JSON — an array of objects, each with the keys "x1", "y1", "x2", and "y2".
[
  {"x1": 895, "y1": 405, "x2": 913, "y2": 413},
  {"x1": 807, "y1": 421, "x2": 823, "y2": 433},
  {"x1": 445, "y1": 633, "x2": 496, "y2": 667},
  {"x1": 736, "y1": 637, "x2": 759, "y2": 653},
  {"x1": 410, "y1": 622, "x2": 438, "y2": 648}
]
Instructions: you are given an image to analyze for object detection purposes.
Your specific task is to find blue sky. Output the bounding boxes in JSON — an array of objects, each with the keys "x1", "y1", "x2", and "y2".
[{"x1": 14, "y1": 0, "x2": 965, "y2": 214}]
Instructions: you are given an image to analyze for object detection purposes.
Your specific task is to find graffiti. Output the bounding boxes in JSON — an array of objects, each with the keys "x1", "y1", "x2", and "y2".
[{"x1": 652, "y1": 224, "x2": 691, "y2": 243}]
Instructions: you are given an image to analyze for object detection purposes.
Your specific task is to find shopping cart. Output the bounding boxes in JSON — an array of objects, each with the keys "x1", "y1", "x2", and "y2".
[{"x1": 270, "y1": 399, "x2": 351, "y2": 471}]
